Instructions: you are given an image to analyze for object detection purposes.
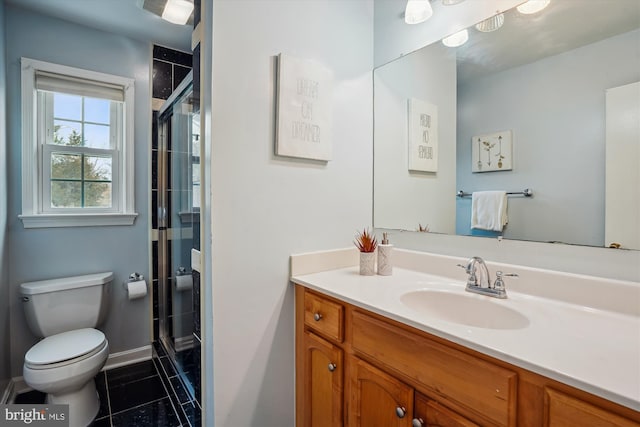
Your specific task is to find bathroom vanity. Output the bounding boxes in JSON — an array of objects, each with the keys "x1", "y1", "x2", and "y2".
[{"x1": 291, "y1": 249, "x2": 640, "y2": 426}]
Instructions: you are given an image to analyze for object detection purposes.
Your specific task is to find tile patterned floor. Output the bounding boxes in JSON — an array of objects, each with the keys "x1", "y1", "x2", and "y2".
[
  {"x1": 153, "y1": 342, "x2": 202, "y2": 427},
  {"x1": 13, "y1": 357, "x2": 199, "y2": 427}
]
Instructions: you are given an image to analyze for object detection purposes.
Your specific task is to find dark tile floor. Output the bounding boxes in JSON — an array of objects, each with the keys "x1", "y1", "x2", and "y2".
[
  {"x1": 13, "y1": 358, "x2": 198, "y2": 427},
  {"x1": 153, "y1": 342, "x2": 201, "y2": 427}
]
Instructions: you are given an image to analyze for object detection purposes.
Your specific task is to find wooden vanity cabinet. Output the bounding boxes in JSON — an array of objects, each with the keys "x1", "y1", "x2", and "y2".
[
  {"x1": 295, "y1": 285, "x2": 640, "y2": 427},
  {"x1": 348, "y1": 358, "x2": 480, "y2": 427},
  {"x1": 414, "y1": 393, "x2": 480, "y2": 427},
  {"x1": 348, "y1": 357, "x2": 414, "y2": 426},
  {"x1": 544, "y1": 388, "x2": 639, "y2": 427},
  {"x1": 300, "y1": 331, "x2": 343, "y2": 427}
]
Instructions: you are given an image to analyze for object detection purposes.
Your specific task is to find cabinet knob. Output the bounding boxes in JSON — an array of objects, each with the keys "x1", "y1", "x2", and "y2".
[
  {"x1": 395, "y1": 406, "x2": 406, "y2": 418},
  {"x1": 328, "y1": 363, "x2": 337, "y2": 372},
  {"x1": 412, "y1": 418, "x2": 424, "y2": 427},
  {"x1": 313, "y1": 313, "x2": 322, "y2": 321}
]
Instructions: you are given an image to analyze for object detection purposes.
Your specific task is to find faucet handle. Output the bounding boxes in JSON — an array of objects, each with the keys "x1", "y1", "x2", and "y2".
[
  {"x1": 494, "y1": 271, "x2": 518, "y2": 291},
  {"x1": 457, "y1": 263, "x2": 477, "y2": 286}
]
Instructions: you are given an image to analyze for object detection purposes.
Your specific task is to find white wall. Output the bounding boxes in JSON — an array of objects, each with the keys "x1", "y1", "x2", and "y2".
[
  {"x1": 6, "y1": 5, "x2": 151, "y2": 377},
  {"x1": 374, "y1": 42, "x2": 456, "y2": 233},
  {"x1": 456, "y1": 29, "x2": 640, "y2": 246},
  {"x1": 0, "y1": 0, "x2": 11, "y2": 396},
  {"x1": 210, "y1": 0, "x2": 373, "y2": 425}
]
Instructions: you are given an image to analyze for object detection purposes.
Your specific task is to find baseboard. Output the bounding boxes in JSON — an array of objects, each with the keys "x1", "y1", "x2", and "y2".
[{"x1": 103, "y1": 344, "x2": 153, "y2": 371}]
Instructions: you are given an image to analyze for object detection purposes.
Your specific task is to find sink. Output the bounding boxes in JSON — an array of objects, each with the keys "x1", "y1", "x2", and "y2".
[{"x1": 400, "y1": 290, "x2": 529, "y2": 330}]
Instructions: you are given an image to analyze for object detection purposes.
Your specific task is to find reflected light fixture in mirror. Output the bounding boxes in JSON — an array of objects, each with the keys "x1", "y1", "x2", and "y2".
[
  {"x1": 442, "y1": 29, "x2": 469, "y2": 47},
  {"x1": 517, "y1": 0, "x2": 551, "y2": 15},
  {"x1": 405, "y1": 0, "x2": 434, "y2": 24},
  {"x1": 475, "y1": 13, "x2": 505, "y2": 32},
  {"x1": 162, "y1": 0, "x2": 194, "y2": 25},
  {"x1": 442, "y1": 0, "x2": 466, "y2": 5}
]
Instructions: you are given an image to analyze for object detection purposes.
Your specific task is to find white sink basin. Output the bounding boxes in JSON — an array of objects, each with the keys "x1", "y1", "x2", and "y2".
[{"x1": 400, "y1": 289, "x2": 530, "y2": 330}]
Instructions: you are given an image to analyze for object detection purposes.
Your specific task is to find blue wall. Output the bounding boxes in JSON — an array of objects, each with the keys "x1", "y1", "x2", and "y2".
[
  {"x1": 6, "y1": 5, "x2": 151, "y2": 376},
  {"x1": 0, "y1": 0, "x2": 11, "y2": 395}
]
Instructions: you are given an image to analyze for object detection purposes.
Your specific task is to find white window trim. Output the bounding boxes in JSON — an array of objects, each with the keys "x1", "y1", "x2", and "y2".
[{"x1": 19, "y1": 57, "x2": 138, "y2": 228}]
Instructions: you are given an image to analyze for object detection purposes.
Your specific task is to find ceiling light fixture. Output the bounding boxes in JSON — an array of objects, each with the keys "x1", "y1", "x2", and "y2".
[
  {"x1": 442, "y1": 29, "x2": 469, "y2": 47},
  {"x1": 404, "y1": 0, "x2": 433, "y2": 25},
  {"x1": 475, "y1": 13, "x2": 505, "y2": 32},
  {"x1": 442, "y1": 0, "x2": 465, "y2": 5},
  {"x1": 161, "y1": 0, "x2": 194, "y2": 25},
  {"x1": 516, "y1": 0, "x2": 551, "y2": 15}
]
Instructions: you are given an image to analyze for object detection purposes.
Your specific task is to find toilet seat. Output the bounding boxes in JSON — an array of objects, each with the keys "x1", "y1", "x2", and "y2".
[{"x1": 25, "y1": 328, "x2": 106, "y2": 370}]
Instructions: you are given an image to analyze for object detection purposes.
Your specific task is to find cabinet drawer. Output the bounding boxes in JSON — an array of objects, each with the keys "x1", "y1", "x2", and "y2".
[
  {"x1": 415, "y1": 393, "x2": 479, "y2": 427},
  {"x1": 304, "y1": 291, "x2": 344, "y2": 343},
  {"x1": 352, "y1": 310, "x2": 517, "y2": 426}
]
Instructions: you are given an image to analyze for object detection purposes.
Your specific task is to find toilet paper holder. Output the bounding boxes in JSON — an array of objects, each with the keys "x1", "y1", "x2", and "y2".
[
  {"x1": 127, "y1": 272, "x2": 144, "y2": 283},
  {"x1": 123, "y1": 272, "x2": 145, "y2": 290},
  {"x1": 123, "y1": 272, "x2": 147, "y2": 300}
]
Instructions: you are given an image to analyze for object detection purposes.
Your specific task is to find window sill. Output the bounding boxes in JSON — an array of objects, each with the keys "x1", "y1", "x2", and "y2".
[{"x1": 19, "y1": 213, "x2": 138, "y2": 228}]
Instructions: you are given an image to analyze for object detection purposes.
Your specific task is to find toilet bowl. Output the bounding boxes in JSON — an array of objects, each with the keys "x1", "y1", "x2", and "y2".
[
  {"x1": 20, "y1": 272, "x2": 113, "y2": 427},
  {"x1": 23, "y1": 328, "x2": 109, "y2": 427}
]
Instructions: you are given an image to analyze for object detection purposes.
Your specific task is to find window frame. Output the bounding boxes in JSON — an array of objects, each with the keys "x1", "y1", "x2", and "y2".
[{"x1": 20, "y1": 57, "x2": 137, "y2": 228}]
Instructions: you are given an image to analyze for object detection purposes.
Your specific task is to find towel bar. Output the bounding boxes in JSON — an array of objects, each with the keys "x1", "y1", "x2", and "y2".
[{"x1": 457, "y1": 189, "x2": 533, "y2": 198}]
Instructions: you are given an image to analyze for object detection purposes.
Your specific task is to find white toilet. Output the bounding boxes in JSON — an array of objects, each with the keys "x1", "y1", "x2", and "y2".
[{"x1": 20, "y1": 272, "x2": 112, "y2": 427}]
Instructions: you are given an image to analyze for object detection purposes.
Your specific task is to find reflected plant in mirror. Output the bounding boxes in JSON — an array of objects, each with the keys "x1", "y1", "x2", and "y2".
[{"x1": 373, "y1": 0, "x2": 640, "y2": 250}]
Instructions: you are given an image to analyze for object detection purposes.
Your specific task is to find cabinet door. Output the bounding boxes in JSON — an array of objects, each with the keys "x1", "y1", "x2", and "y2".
[
  {"x1": 545, "y1": 388, "x2": 640, "y2": 427},
  {"x1": 302, "y1": 332, "x2": 343, "y2": 427},
  {"x1": 349, "y1": 357, "x2": 413, "y2": 427},
  {"x1": 413, "y1": 393, "x2": 479, "y2": 427}
]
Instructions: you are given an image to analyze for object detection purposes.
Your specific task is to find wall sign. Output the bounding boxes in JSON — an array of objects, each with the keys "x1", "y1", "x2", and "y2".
[
  {"x1": 471, "y1": 130, "x2": 513, "y2": 172},
  {"x1": 408, "y1": 98, "x2": 438, "y2": 172},
  {"x1": 276, "y1": 54, "x2": 333, "y2": 161}
]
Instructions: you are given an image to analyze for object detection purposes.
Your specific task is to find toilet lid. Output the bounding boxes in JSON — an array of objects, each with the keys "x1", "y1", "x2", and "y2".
[{"x1": 25, "y1": 328, "x2": 106, "y2": 366}]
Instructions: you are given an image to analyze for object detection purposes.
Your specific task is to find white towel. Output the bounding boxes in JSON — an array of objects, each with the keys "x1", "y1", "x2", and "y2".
[{"x1": 471, "y1": 191, "x2": 508, "y2": 231}]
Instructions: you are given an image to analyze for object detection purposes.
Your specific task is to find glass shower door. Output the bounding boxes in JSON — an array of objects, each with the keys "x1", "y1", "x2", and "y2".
[{"x1": 158, "y1": 79, "x2": 199, "y2": 400}]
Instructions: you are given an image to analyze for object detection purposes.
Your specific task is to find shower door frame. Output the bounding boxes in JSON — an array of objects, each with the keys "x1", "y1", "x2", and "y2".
[{"x1": 156, "y1": 73, "x2": 197, "y2": 401}]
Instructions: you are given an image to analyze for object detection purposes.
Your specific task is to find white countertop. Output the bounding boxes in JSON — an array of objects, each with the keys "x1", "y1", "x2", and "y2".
[{"x1": 290, "y1": 249, "x2": 640, "y2": 411}]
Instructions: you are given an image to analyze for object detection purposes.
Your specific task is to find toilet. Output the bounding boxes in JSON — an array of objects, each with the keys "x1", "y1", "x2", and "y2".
[{"x1": 20, "y1": 272, "x2": 112, "y2": 427}]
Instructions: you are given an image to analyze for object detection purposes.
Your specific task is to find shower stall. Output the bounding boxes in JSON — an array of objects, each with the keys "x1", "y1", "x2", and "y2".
[{"x1": 155, "y1": 73, "x2": 201, "y2": 403}]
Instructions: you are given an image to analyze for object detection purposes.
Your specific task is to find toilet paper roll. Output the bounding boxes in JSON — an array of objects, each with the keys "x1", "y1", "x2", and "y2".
[
  {"x1": 126, "y1": 280, "x2": 147, "y2": 300},
  {"x1": 175, "y1": 274, "x2": 193, "y2": 292}
]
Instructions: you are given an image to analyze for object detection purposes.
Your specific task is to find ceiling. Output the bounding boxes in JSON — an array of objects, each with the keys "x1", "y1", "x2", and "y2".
[
  {"x1": 455, "y1": 0, "x2": 640, "y2": 83},
  {"x1": 5, "y1": 0, "x2": 192, "y2": 52}
]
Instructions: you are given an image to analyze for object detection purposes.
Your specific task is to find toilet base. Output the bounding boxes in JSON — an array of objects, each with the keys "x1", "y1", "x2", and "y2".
[{"x1": 46, "y1": 379, "x2": 100, "y2": 427}]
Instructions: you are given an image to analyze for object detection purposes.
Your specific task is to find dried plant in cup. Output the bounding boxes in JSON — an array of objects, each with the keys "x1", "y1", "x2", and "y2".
[
  {"x1": 417, "y1": 223, "x2": 430, "y2": 232},
  {"x1": 354, "y1": 228, "x2": 378, "y2": 253}
]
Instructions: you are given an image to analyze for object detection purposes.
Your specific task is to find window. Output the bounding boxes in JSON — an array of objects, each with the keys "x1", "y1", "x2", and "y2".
[{"x1": 20, "y1": 58, "x2": 137, "y2": 228}]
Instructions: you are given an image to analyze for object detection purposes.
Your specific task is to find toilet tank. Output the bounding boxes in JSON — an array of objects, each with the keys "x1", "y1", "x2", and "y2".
[{"x1": 20, "y1": 272, "x2": 113, "y2": 337}]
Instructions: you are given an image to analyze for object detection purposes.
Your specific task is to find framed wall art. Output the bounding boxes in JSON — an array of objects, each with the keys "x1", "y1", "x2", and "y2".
[
  {"x1": 408, "y1": 98, "x2": 438, "y2": 172},
  {"x1": 471, "y1": 130, "x2": 513, "y2": 172},
  {"x1": 275, "y1": 53, "x2": 334, "y2": 161}
]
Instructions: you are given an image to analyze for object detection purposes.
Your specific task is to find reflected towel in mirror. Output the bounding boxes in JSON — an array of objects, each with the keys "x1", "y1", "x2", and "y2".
[{"x1": 471, "y1": 191, "x2": 508, "y2": 231}]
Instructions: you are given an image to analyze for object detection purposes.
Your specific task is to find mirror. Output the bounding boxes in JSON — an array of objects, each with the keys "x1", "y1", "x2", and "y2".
[{"x1": 374, "y1": 0, "x2": 640, "y2": 249}]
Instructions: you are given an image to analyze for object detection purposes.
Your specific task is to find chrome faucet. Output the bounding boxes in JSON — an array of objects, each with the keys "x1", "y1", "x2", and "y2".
[{"x1": 457, "y1": 256, "x2": 517, "y2": 299}]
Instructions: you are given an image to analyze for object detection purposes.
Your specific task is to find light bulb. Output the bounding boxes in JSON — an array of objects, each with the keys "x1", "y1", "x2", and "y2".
[
  {"x1": 405, "y1": 0, "x2": 433, "y2": 25},
  {"x1": 475, "y1": 13, "x2": 505, "y2": 32},
  {"x1": 162, "y1": 0, "x2": 194, "y2": 25},
  {"x1": 442, "y1": 29, "x2": 469, "y2": 47},
  {"x1": 517, "y1": 0, "x2": 551, "y2": 15}
]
